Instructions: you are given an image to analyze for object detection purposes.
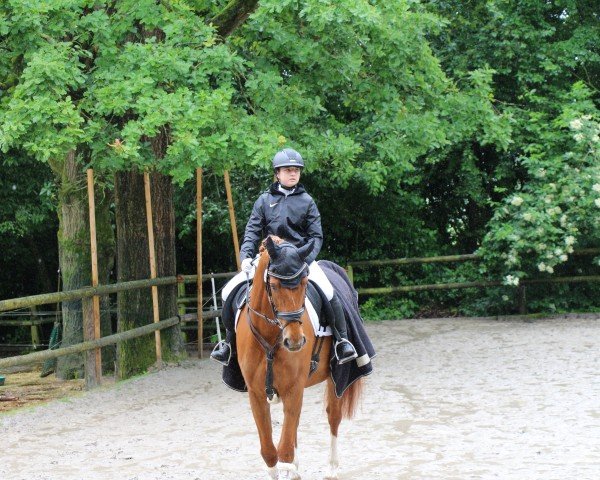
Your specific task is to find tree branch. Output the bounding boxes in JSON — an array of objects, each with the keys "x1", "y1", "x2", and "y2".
[{"x1": 208, "y1": 0, "x2": 260, "y2": 38}]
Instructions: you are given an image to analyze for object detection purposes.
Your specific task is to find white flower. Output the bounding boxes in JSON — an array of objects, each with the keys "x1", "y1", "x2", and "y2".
[
  {"x1": 502, "y1": 295, "x2": 509, "y2": 301},
  {"x1": 560, "y1": 254, "x2": 568, "y2": 262},
  {"x1": 511, "y1": 196, "x2": 524, "y2": 207},
  {"x1": 595, "y1": 198, "x2": 600, "y2": 208},
  {"x1": 544, "y1": 195, "x2": 553, "y2": 204},
  {"x1": 546, "y1": 265, "x2": 554, "y2": 274},
  {"x1": 523, "y1": 213, "x2": 533, "y2": 222},
  {"x1": 560, "y1": 215, "x2": 568, "y2": 226},
  {"x1": 593, "y1": 184, "x2": 600, "y2": 193},
  {"x1": 504, "y1": 275, "x2": 520, "y2": 286},
  {"x1": 537, "y1": 169, "x2": 546, "y2": 178},
  {"x1": 565, "y1": 236, "x2": 576, "y2": 246},
  {"x1": 566, "y1": 245, "x2": 574, "y2": 254},
  {"x1": 554, "y1": 247, "x2": 563, "y2": 256},
  {"x1": 570, "y1": 119, "x2": 583, "y2": 130},
  {"x1": 538, "y1": 262, "x2": 546, "y2": 272},
  {"x1": 538, "y1": 243, "x2": 547, "y2": 251}
]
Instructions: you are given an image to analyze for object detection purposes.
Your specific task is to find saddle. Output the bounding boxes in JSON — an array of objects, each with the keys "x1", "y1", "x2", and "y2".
[{"x1": 222, "y1": 280, "x2": 332, "y2": 333}]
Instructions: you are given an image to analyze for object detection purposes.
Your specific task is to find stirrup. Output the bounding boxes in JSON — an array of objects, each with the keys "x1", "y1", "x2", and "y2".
[
  {"x1": 210, "y1": 341, "x2": 232, "y2": 366},
  {"x1": 334, "y1": 339, "x2": 358, "y2": 365}
]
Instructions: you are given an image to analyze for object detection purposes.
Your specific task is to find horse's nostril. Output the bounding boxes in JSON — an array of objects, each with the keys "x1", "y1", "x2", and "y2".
[
  {"x1": 301, "y1": 336, "x2": 307, "y2": 347},
  {"x1": 283, "y1": 338, "x2": 290, "y2": 349}
]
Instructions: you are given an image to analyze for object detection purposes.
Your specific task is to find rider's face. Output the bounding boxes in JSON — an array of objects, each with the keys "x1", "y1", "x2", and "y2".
[{"x1": 276, "y1": 167, "x2": 301, "y2": 188}]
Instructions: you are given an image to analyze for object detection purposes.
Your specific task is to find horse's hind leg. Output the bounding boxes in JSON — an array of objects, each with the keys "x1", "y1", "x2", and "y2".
[
  {"x1": 324, "y1": 378, "x2": 342, "y2": 480},
  {"x1": 248, "y1": 389, "x2": 279, "y2": 478}
]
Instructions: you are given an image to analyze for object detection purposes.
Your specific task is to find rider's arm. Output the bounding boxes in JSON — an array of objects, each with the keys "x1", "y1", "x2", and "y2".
[
  {"x1": 239, "y1": 195, "x2": 265, "y2": 261},
  {"x1": 303, "y1": 199, "x2": 323, "y2": 264}
]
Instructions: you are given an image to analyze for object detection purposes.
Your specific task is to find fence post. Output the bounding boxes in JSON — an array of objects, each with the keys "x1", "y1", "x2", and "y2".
[
  {"x1": 177, "y1": 282, "x2": 187, "y2": 343},
  {"x1": 82, "y1": 297, "x2": 100, "y2": 388},
  {"x1": 30, "y1": 306, "x2": 41, "y2": 349},
  {"x1": 347, "y1": 264, "x2": 354, "y2": 286},
  {"x1": 177, "y1": 282, "x2": 186, "y2": 317}
]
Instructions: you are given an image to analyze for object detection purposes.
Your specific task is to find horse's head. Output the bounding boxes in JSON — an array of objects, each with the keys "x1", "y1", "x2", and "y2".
[{"x1": 263, "y1": 235, "x2": 314, "y2": 352}]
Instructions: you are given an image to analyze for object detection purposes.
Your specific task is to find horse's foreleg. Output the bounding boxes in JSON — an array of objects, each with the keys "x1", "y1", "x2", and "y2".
[
  {"x1": 248, "y1": 389, "x2": 279, "y2": 474},
  {"x1": 276, "y1": 389, "x2": 304, "y2": 479},
  {"x1": 324, "y1": 379, "x2": 343, "y2": 480}
]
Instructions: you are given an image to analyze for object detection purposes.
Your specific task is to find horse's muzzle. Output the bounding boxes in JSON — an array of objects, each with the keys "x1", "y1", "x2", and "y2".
[{"x1": 283, "y1": 336, "x2": 307, "y2": 352}]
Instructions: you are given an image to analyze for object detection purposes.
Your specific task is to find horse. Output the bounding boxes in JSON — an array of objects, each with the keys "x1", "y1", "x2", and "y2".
[{"x1": 236, "y1": 235, "x2": 364, "y2": 480}]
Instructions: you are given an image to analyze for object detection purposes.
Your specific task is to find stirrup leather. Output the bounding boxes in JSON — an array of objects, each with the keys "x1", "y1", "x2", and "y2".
[{"x1": 210, "y1": 341, "x2": 232, "y2": 366}]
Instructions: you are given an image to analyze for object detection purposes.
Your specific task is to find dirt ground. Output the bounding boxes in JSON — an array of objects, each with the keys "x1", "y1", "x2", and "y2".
[
  {"x1": 0, "y1": 368, "x2": 84, "y2": 412},
  {"x1": 2, "y1": 314, "x2": 599, "y2": 480}
]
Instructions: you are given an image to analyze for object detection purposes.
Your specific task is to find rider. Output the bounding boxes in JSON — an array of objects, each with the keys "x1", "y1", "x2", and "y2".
[{"x1": 210, "y1": 148, "x2": 358, "y2": 366}]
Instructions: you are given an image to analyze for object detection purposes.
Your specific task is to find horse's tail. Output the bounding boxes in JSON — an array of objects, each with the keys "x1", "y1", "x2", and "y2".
[{"x1": 338, "y1": 377, "x2": 364, "y2": 419}]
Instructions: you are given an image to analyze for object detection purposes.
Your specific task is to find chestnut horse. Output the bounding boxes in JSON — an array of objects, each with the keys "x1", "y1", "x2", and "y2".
[{"x1": 236, "y1": 236, "x2": 363, "y2": 480}]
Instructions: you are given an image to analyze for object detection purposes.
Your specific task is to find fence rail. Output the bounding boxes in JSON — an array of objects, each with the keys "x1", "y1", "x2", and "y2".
[
  {"x1": 0, "y1": 271, "x2": 236, "y2": 382},
  {"x1": 0, "y1": 272, "x2": 236, "y2": 313},
  {"x1": 0, "y1": 314, "x2": 195, "y2": 370},
  {"x1": 347, "y1": 248, "x2": 600, "y2": 313}
]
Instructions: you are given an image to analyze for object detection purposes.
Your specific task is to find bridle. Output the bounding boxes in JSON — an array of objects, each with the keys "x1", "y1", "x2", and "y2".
[
  {"x1": 246, "y1": 260, "x2": 308, "y2": 332},
  {"x1": 245, "y1": 258, "x2": 308, "y2": 402}
]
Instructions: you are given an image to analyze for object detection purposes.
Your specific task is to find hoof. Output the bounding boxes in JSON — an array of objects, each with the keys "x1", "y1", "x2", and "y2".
[
  {"x1": 267, "y1": 393, "x2": 281, "y2": 404},
  {"x1": 266, "y1": 465, "x2": 278, "y2": 479},
  {"x1": 323, "y1": 467, "x2": 338, "y2": 480},
  {"x1": 278, "y1": 462, "x2": 301, "y2": 480}
]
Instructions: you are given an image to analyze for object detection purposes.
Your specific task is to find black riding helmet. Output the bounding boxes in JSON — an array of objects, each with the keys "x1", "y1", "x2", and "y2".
[{"x1": 272, "y1": 148, "x2": 304, "y2": 171}]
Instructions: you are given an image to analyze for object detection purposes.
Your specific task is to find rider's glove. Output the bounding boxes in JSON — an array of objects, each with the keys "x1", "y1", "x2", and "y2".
[{"x1": 241, "y1": 257, "x2": 254, "y2": 273}]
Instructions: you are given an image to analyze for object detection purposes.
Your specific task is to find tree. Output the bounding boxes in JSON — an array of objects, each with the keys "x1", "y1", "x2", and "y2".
[
  {"x1": 0, "y1": 154, "x2": 58, "y2": 298},
  {"x1": 0, "y1": 0, "x2": 261, "y2": 377},
  {"x1": 0, "y1": 4, "x2": 116, "y2": 377},
  {"x1": 423, "y1": 0, "x2": 599, "y2": 285}
]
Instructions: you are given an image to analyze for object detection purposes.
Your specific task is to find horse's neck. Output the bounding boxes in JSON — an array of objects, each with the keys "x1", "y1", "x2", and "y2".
[{"x1": 250, "y1": 254, "x2": 272, "y2": 316}]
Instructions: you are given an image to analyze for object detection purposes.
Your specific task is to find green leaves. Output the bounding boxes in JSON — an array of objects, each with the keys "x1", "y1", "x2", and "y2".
[
  {"x1": 481, "y1": 83, "x2": 599, "y2": 281},
  {"x1": 0, "y1": 41, "x2": 85, "y2": 164}
]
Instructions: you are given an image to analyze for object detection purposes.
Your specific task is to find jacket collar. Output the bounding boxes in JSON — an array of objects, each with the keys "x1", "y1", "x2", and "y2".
[{"x1": 269, "y1": 182, "x2": 306, "y2": 196}]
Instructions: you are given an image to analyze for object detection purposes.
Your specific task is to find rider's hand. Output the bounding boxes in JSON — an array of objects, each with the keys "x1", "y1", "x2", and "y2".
[{"x1": 241, "y1": 257, "x2": 253, "y2": 273}]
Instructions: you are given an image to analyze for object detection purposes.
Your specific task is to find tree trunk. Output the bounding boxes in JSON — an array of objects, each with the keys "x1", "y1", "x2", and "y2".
[
  {"x1": 55, "y1": 150, "x2": 115, "y2": 379},
  {"x1": 114, "y1": 170, "x2": 184, "y2": 379}
]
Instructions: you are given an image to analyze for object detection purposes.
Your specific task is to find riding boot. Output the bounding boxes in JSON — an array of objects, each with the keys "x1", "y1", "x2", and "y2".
[
  {"x1": 329, "y1": 293, "x2": 358, "y2": 365},
  {"x1": 210, "y1": 329, "x2": 235, "y2": 366}
]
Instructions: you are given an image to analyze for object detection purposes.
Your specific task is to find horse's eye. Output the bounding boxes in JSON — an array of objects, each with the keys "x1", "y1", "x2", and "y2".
[{"x1": 269, "y1": 283, "x2": 278, "y2": 290}]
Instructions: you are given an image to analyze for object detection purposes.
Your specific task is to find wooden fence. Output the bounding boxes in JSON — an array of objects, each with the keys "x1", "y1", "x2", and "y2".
[
  {"x1": 346, "y1": 248, "x2": 600, "y2": 314},
  {"x1": 0, "y1": 272, "x2": 235, "y2": 387},
  {"x1": 2, "y1": 248, "x2": 598, "y2": 385}
]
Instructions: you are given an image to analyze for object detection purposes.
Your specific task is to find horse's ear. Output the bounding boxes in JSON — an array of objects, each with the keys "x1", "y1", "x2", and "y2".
[
  {"x1": 265, "y1": 236, "x2": 279, "y2": 259},
  {"x1": 297, "y1": 241, "x2": 314, "y2": 262}
]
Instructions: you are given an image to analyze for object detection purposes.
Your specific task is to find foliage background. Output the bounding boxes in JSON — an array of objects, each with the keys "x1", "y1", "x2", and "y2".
[{"x1": 1, "y1": 0, "x2": 598, "y2": 322}]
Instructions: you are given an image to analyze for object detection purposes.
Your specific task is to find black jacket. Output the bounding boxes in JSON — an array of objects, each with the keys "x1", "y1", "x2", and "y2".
[{"x1": 240, "y1": 182, "x2": 323, "y2": 264}]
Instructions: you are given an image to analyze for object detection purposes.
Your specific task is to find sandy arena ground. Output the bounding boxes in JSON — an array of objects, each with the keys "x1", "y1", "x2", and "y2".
[{"x1": 2, "y1": 314, "x2": 599, "y2": 480}]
